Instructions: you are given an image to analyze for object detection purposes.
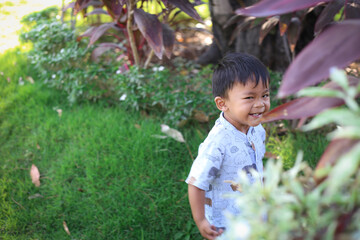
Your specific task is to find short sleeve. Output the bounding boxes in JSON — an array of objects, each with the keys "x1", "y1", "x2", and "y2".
[{"x1": 185, "y1": 141, "x2": 224, "y2": 191}]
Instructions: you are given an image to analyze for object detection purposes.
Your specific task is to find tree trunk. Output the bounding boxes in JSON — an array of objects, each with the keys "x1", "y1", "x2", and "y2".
[{"x1": 197, "y1": 0, "x2": 319, "y2": 72}]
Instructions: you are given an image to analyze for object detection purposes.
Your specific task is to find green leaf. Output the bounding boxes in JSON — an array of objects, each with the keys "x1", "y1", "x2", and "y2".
[
  {"x1": 297, "y1": 87, "x2": 344, "y2": 98},
  {"x1": 288, "y1": 180, "x2": 304, "y2": 200},
  {"x1": 263, "y1": 159, "x2": 282, "y2": 190},
  {"x1": 326, "y1": 142, "x2": 360, "y2": 196},
  {"x1": 302, "y1": 108, "x2": 360, "y2": 131},
  {"x1": 174, "y1": 232, "x2": 184, "y2": 240},
  {"x1": 329, "y1": 67, "x2": 348, "y2": 90},
  {"x1": 344, "y1": 95, "x2": 360, "y2": 111},
  {"x1": 328, "y1": 126, "x2": 360, "y2": 139}
]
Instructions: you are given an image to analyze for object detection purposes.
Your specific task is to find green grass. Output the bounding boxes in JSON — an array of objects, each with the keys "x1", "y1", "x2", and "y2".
[
  {"x1": 0, "y1": 49, "x2": 204, "y2": 239},
  {"x1": 265, "y1": 123, "x2": 329, "y2": 170}
]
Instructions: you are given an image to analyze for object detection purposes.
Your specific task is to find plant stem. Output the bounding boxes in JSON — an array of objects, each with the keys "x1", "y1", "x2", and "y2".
[
  {"x1": 127, "y1": 0, "x2": 140, "y2": 67},
  {"x1": 185, "y1": 142, "x2": 194, "y2": 161},
  {"x1": 61, "y1": 0, "x2": 65, "y2": 23},
  {"x1": 282, "y1": 34, "x2": 292, "y2": 63},
  {"x1": 144, "y1": 49, "x2": 154, "y2": 69}
]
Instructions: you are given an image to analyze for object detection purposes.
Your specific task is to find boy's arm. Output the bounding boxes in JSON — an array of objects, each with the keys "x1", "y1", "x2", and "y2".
[{"x1": 188, "y1": 184, "x2": 223, "y2": 240}]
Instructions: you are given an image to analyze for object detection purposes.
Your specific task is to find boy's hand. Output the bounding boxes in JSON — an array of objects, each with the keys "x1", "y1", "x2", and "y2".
[{"x1": 198, "y1": 219, "x2": 223, "y2": 240}]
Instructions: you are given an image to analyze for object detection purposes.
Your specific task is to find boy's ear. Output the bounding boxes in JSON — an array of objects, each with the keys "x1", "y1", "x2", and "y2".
[{"x1": 214, "y1": 96, "x2": 227, "y2": 111}]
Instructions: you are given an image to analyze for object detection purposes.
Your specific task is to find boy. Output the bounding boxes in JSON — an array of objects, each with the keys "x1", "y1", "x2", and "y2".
[{"x1": 186, "y1": 52, "x2": 270, "y2": 239}]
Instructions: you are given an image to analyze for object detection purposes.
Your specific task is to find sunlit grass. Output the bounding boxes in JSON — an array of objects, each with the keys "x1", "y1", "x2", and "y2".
[{"x1": 265, "y1": 123, "x2": 329, "y2": 169}]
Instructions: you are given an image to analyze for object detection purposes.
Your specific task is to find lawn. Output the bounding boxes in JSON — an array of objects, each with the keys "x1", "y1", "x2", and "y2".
[{"x1": 0, "y1": 49, "x2": 206, "y2": 239}]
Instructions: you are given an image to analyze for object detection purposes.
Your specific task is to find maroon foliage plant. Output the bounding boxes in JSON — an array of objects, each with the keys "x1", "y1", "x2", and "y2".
[
  {"x1": 236, "y1": 0, "x2": 360, "y2": 169},
  {"x1": 67, "y1": 0, "x2": 203, "y2": 67}
]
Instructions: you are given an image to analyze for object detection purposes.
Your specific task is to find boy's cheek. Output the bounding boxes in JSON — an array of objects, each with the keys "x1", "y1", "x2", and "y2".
[{"x1": 265, "y1": 101, "x2": 270, "y2": 112}]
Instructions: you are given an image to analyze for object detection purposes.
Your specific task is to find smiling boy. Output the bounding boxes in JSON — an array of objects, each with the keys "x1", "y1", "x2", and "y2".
[{"x1": 186, "y1": 52, "x2": 270, "y2": 239}]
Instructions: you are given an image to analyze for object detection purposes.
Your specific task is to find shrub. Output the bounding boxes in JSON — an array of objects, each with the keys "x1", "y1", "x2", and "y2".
[
  {"x1": 115, "y1": 62, "x2": 217, "y2": 125},
  {"x1": 20, "y1": 15, "x2": 121, "y2": 104},
  {"x1": 19, "y1": 9, "x2": 215, "y2": 125},
  {"x1": 69, "y1": 0, "x2": 204, "y2": 68}
]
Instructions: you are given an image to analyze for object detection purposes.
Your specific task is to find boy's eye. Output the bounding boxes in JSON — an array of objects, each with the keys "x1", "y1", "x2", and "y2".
[
  {"x1": 263, "y1": 94, "x2": 269, "y2": 98},
  {"x1": 245, "y1": 96, "x2": 253, "y2": 99}
]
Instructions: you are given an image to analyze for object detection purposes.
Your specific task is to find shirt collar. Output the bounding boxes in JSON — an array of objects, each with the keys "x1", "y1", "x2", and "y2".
[{"x1": 219, "y1": 112, "x2": 254, "y2": 139}]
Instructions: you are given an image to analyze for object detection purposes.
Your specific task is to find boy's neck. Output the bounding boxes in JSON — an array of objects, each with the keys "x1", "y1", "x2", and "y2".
[{"x1": 222, "y1": 112, "x2": 250, "y2": 134}]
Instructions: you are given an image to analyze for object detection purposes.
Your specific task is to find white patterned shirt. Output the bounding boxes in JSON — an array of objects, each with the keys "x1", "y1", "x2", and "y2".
[{"x1": 186, "y1": 112, "x2": 266, "y2": 227}]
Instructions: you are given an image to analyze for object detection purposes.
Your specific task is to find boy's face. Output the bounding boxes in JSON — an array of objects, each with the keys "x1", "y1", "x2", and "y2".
[{"x1": 215, "y1": 80, "x2": 270, "y2": 134}]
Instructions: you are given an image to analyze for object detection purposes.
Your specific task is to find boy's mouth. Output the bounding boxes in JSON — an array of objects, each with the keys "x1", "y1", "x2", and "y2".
[{"x1": 249, "y1": 112, "x2": 263, "y2": 118}]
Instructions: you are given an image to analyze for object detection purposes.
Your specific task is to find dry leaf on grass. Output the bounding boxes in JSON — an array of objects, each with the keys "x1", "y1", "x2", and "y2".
[
  {"x1": 56, "y1": 109, "x2": 62, "y2": 117},
  {"x1": 192, "y1": 110, "x2": 209, "y2": 123},
  {"x1": 30, "y1": 164, "x2": 40, "y2": 187},
  {"x1": 26, "y1": 76, "x2": 34, "y2": 84},
  {"x1": 63, "y1": 221, "x2": 71, "y2": 235},
  {"x1": 151, "y1": 134, "x2": 168, "y2": 139},
  {"x1": 160, "y1": 124, "x2": 185, "y2": 143}
]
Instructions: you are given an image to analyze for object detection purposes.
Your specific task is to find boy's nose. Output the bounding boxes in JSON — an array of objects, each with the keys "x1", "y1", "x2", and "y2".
[{"x1": 254, "y1": 99, "x2": 265, "y2": 108}]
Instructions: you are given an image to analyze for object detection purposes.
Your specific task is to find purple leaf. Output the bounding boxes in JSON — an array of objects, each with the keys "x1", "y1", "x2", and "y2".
[
  {"x1": 79, "y1": 26, "x2": 97, "y2": 38},
  {"x1": 262, "y1": 97, "x2": 345, "y2": 122},
  {"x1": 286, "y1": 17, "x2": 301, "y2": 53},
  {"x1": 72, "y1": 0, "x2": 103, "y2": 14},
  {"x1": 85, "y1": 8, "x2": 109, "y2": 16},
  {"x1": 102, "y1": 0, "x2": 124, "y2": 19},
  {"x1": 77, "y1": 26, "x2": 97, "y2": 42},
  {"x1": 235, "y1": 0, "x2": 332, "y2": 17},
  {"x1": 162, "y1": 24, "x2": 175, "y2": 59},
  {"x1": 224, "y1": 15, "x2": 246, "y2": 29},
  {"x1": 345, "y1": 0, "x2": 360, "y2": 19},
  {"x1": 84, "y1": 0, "x2": 103, "y2": 8},
  {"x1": 134, "y1": 8, "x2": 163, "y2": 59},
  {"x1": 193, "y1": 0, "x2": 205, "y2": 6},
  {"x1": 228, "y1": 17, "x2": 256, "y2": 45},
  {"x1": 314, "y1": 0, "x2": 345, "y2": 35},
  {"x1": 166, "y1": 0, "x2": 202, "y2": 22},
  {"x1": 63, "y1": 2, "x2": 75, "y2": 11},
  {"x1": 90, "y1": 23, "x2": 118, "y2": 46},
  {"x1": 259, "y1": 16, "x2": 279, "y2": 44},
  {"x1": 79, "y1": 23, "x2": 117, "y2": 46},
  {"x1": 315, "y1": 138, "x2": 360, "y2": 182},
  {"x1": 278, "y1": 20, "x2": 360, "y2": 98},
  {"x1": 262, "y1": 76, "x2": 360, "y2": 122},
  {"x1": 74, "y1": 0, "x2": 91, "y2": 15},
  {"x1": 91, "y1": 43, "x2": 122, "y2": 61}
]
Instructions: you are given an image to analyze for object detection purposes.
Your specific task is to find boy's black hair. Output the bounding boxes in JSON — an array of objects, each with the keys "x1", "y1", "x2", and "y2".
[{"x1": 212, "y1": 52, "x2": 270, "y2": 98}]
